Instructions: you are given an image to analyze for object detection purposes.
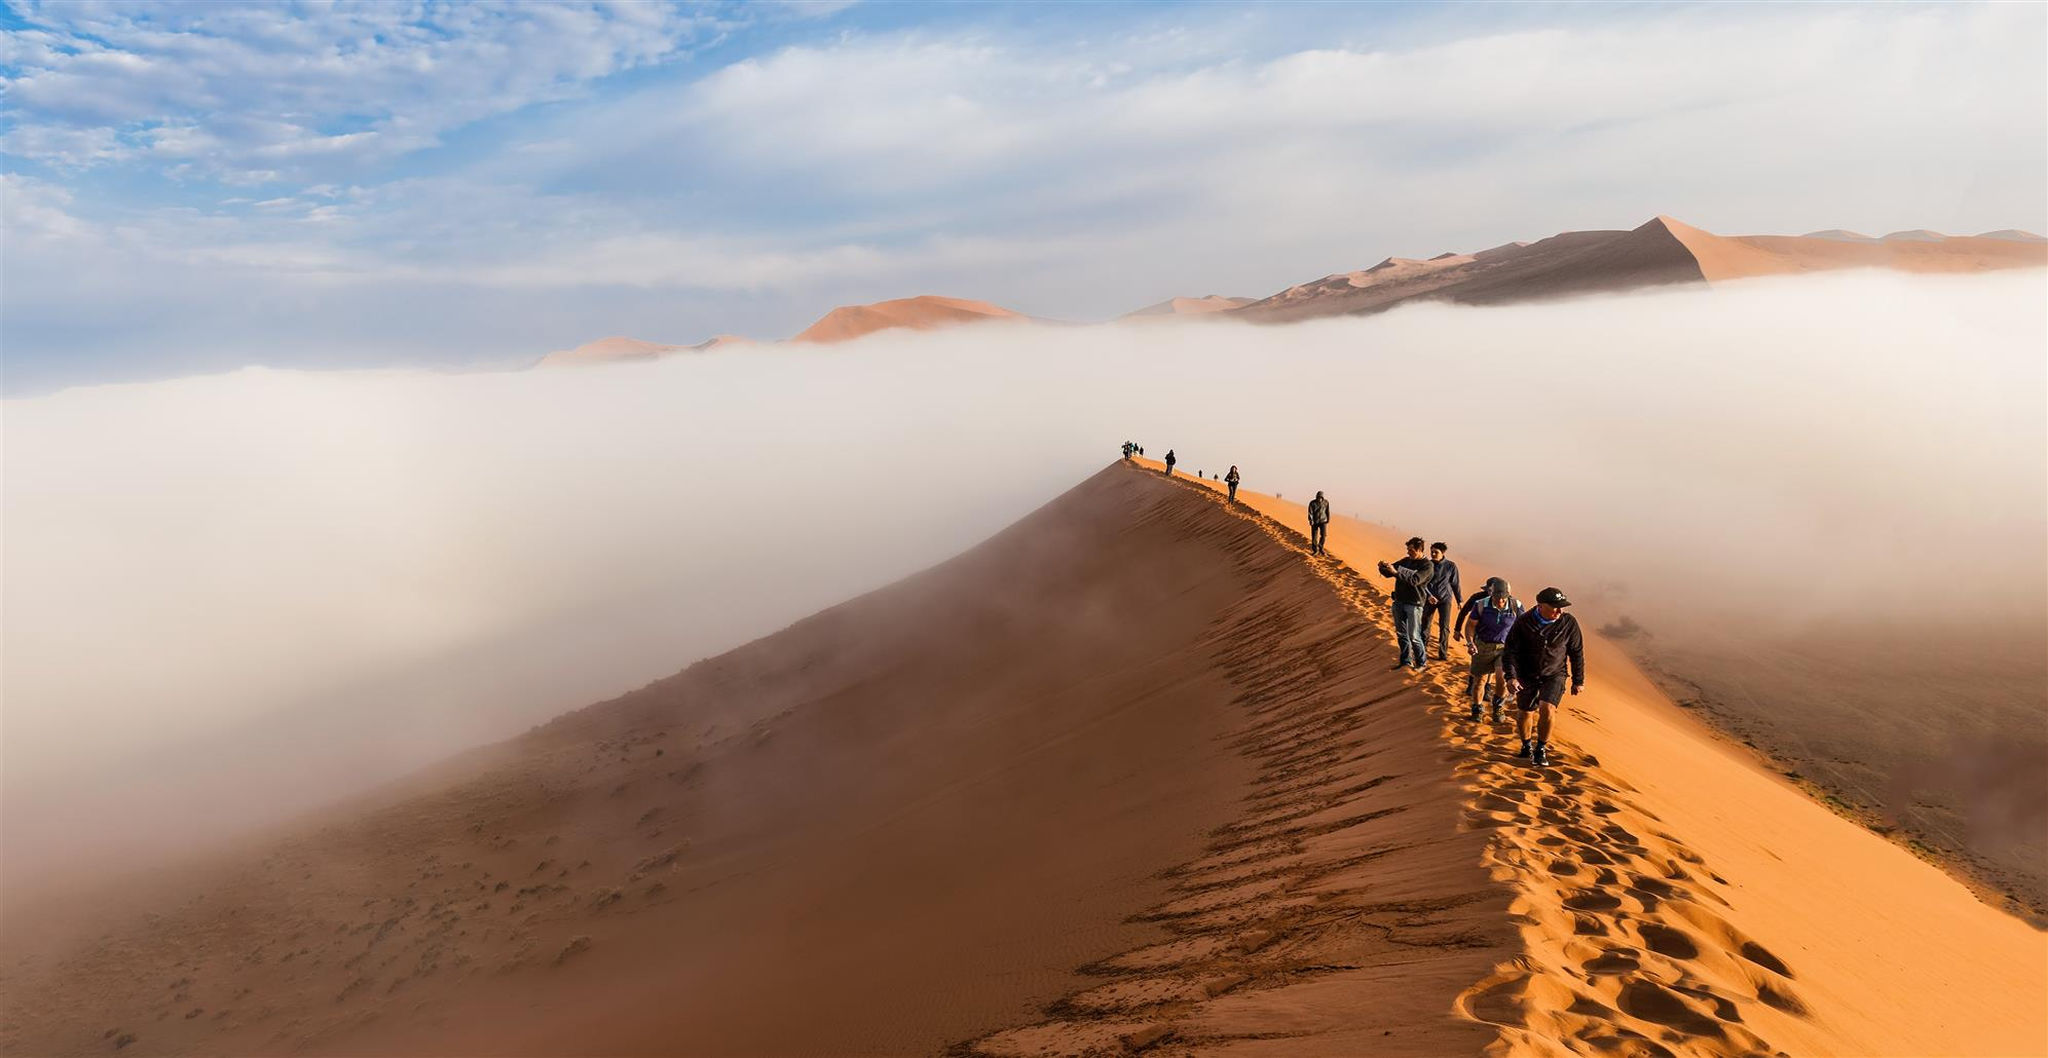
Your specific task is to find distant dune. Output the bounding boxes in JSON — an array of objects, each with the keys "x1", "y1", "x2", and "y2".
[
  {"x1": 791, "y1": 294, "x2": 1022, "y2": 344},
  {"x1": 538, "y1": 333, "x2": 751, "y2": 368},
  {"x1": 1660, "y1": 216, "x2": 2048, "y2": 281},
  {"x1": 533, "y1": 219, "x2": 2042, "y2": 364},
  {"x1": 1231, "y1": 218, "x2": 1708, "y2": 323},
  {"x1": 4, "y1": 463, "x2": 2042, "y2": 1056},
  {"x1": 1121, "y1": 294, "x2": 1255, "y2": 318},
  {"x1": 1228, "y1": 216, "x2": 2046, "y2": 323}
]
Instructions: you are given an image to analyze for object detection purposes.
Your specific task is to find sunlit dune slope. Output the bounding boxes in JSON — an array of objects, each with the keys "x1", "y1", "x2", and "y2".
[
  {"x1": 792, "y1": 294, "x2": 1023, "y2": 343},
  {"x1": 1659, "y1": 215, "x2": 2048, "y2": 280},
  {"x1": 1142, "y1": 458, "x2": 2048, "y2": 1058}
]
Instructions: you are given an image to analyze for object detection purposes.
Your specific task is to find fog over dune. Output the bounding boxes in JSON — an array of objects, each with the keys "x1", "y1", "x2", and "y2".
[{"x1": 4, "y1": 270, "x2": 2042, "y2": 890}]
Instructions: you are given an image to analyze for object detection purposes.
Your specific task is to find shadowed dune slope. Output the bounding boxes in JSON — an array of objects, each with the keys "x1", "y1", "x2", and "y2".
[
  {"x1": 1232, "y1": 218, "x2": 1708, "y2": 323},
  {"x1": 0, "y1": 465, "x2": 1511, "y2": 1057}
]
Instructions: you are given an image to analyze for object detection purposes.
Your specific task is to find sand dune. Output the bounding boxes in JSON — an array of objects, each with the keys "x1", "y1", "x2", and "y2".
[
  {"x1": 1122, "y1": 295, "x2": 1256, "y2": 318},
  {"x1": 1139, "y1": 460, "x2": 2047, "y2": 1057},
  {"x1": 791, "y1": 294, "x2": 1023, "y2": 344},
  {"x1": 1660, "y1": 216, "x2": 2048, "y2": 281},
  {"x1": 533, "y1": 219, "x2": 2042, "y2": 365},
  {"x1": 538, "y1": 334, "x2": 752, "y2": 367},
  {"x1": 7, "y1": 462, "x2": 2042, "y2": 1056},
  {"x1": 1231, "y1": 218, "x2": 1709, "y2": 323},
  {"x1": 1231, "y1": 216, "x2": 2047, "y2": 323}
]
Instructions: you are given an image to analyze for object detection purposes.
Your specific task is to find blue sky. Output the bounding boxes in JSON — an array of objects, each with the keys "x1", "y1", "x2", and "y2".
[{"x1": 4, "y1": 0, "x2": 2044, "y2": 392}]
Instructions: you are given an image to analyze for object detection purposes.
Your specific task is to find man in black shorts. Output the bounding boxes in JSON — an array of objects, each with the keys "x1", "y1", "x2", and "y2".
[{"x1": 1502, "y1": 586, "x2": 1584, "y2": 766}]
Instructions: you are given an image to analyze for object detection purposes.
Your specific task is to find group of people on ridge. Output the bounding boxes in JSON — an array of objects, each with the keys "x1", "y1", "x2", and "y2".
[
  {"x1": 1125, "y1": 446, "x2": 1582, "y2": 770},
  {"x1": 1374, "y1": 537, "x2": 1583, "y2": 767}
]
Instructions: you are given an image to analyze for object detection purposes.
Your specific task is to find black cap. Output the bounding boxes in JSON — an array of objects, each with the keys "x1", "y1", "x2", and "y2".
[{"x1": 1536, "y1": 587, "x2": 1571, "y2": 608}]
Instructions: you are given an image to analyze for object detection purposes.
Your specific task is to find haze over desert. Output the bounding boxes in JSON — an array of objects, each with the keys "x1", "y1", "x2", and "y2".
[{"x1": 4, "y1": 2, "x2": 2046, "y2": 1056}]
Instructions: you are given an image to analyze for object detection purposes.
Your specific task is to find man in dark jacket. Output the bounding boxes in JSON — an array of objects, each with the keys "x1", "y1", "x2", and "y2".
[
  {"x1": 1164, "y1": 449, "x2": 1177, "y2": 476},
  {"x1": 1225, "y1": 465, "x2": 1241, "y2": 504},
  {"x1": 1421, "y1": 542, "x2": 1461, "y2": 662},
  {"x1": 1376, "y1": 537, "x2": 1435, "y2": 672},
  {"x1": 1502, "y1": 586, "x2": 1584, "y2": 766},
  {"x1": 1306, "y1": 491, "x2": 1331, "y2": 554}
]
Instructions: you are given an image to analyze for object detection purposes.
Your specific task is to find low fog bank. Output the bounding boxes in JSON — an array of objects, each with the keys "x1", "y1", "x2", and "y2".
[{"x1": 5, "y1": 269, "x2": 2043, "y2": 891}]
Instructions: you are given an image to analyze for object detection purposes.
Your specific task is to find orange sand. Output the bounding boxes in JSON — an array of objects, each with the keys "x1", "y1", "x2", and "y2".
[
  {"x1": 791, "y1": 294, "x2": 1022, "y2": 344},
  {"x1": 1144, "y1": 457, "x2": 2048, "y2": 1056}
]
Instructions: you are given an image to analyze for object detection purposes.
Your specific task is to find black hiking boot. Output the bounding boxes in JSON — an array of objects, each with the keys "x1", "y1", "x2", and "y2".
[
  {"x1": 1490, "y1": 704, "x2": 1503, "y2": 723},
  {"x1": 1467, "y1": 702, "x2": 1482, "y2": 721},
  {"x1": 1531, "y1": 742, "x2": 1549, "y2": 767},
  {"x1": 1516, "y1": 739, "x2": 1531, "y2": 759}
]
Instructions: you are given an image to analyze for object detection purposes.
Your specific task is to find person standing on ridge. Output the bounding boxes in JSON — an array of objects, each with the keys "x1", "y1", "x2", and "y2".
[
  {"x1": 1225, "y1": 465, "x2": 1241, "y2": 503},
  {"x1": 1306, "y1": 491, "x2": 1331, "y2": 554},
  {"x1": 1376, "y1": 537, "x2": 1436, "y2": 672},
  {"x1": 1422, "y1": 542, "x2": 1462, "y2": 662},
  {"x1": 1122, "y1": 441, "x2": 1133, "y2": 460},
  {"x1": 1458, "y1": 578, "x2": 1522, "y2": 721},
  {"x1": 1164, "y1": 450, "x2": 1177, "y2": 476},
  {"x1": 1503, "y1": 587, "x2": 1585, "y2": 766}
]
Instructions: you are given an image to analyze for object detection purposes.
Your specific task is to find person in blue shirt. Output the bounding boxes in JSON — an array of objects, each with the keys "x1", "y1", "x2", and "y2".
[{"x1": 1456, "y1": 578, "x2": 1522, "y2": 722}]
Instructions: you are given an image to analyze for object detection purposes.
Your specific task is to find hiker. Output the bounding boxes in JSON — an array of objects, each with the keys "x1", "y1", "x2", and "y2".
[
  {"x1": 1376, "y1": 537, "x2": 1436, "y2": 672},
  {"x1": 1306, "y1": 491, "x2": 1331, "y2": 554},
  {"x1": 1164, "y1": 449, "x2": 1177, "y2": 476},
  {"x1": 1422, "y1": 542, "x2": 1462, "y2": 661},
  {"x1": 1503, "y1": 587, "x2": 1585, "y2": 766},
  {"x1": 1225, "y1": 465, "x2": 1241, "y2": 503},
  {"x1": 1457, "y1": 577, "x2": 1522, "y2": 721},
  {"x1": 1122, "y1": 441, "x2": 1133, "y2": 460}
]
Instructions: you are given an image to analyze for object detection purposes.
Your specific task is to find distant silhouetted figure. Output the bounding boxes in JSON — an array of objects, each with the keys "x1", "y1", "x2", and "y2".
[
  {"x1": 1122, "y1": 441, "x2": 1133, "y2": 460},
  {"x1": 1225, "y1": 465, "x2": 1241, "y2": 503},
  {"x1": 1306, "y1": 491, "x2": 1331, "y2": 554},
  {"x1": 1504, "y1": 587, "x2": 1585, "y2": 767},
  {"x1": 1458, "y1": 578, "x2": 1522, "y2": 721},
  {"x1": 1422, "y1": 541, "x2": 1462, "y2": 662},
  {"x1": 1164, "y1": 450, "x2": 1177, "y2": 476},
  {"x1": 1377, "y1": 537, "x2": 1436, "y2": 672}
]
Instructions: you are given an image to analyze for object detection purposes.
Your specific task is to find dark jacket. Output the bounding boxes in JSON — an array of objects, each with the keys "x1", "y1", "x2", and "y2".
[
  {"x1": 1382, "y1": 556, "x2": 1435, "y2": 605},
  {"x1": 1426, "y1": 559, "x2": 1461, "y2": 605},
  {"x1": 1502, "y1": 610, "x2": 1585, "y2": 687},
  {"x1": 1225, "y1": 468, "x2": 1240, "y2": 485},
  {"x1": 1307, "y1": 496, "x2": 1330, "y2": 525}
]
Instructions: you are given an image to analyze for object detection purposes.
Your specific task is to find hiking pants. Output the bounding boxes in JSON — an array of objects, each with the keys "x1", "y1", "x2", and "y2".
[
  {"x1": 1228, "y1": 482, "x2": 1238, "y2": 503},
  {"x1": 1309, "y1": 522, "x2": 1327, "y2": 553},
  {"x1": 1423, "y1": 597, "x2": 1455, "y2": 656},
  {"x1": 1392, "y1": 602, "x2": 1426, "y2": 668}
]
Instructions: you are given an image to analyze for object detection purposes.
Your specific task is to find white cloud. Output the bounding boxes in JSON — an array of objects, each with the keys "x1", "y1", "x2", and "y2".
[{"x1": 0, "y1": 1, "x2": 715, "y2": 181}]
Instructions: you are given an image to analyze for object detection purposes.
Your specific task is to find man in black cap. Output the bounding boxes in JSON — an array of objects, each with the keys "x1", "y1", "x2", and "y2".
[{"x1": 1502, "y1": 587, "x2": 1584, "y2": 766}]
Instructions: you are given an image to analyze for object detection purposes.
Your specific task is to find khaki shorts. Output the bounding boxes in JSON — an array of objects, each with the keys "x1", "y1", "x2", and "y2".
[{"x1": 1468, "y1": 641, "x2": 1506, "y2": 676}]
